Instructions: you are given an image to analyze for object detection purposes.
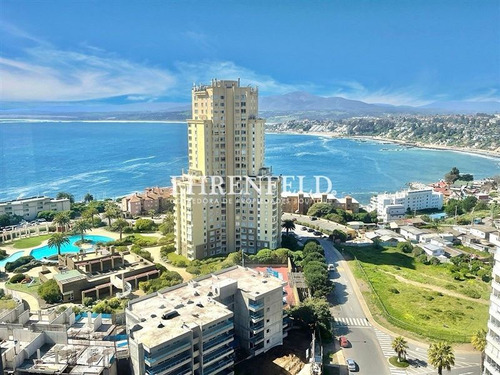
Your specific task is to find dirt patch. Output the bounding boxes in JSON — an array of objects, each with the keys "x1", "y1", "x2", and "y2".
[{"x1": 235, "y1": 329, "x2": 311, "y2": 375}]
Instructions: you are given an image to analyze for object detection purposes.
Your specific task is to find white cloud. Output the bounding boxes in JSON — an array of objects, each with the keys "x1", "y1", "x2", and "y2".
[
  {"x1": 174, "y1": 60, "x2": 316, "y2": 96},
  {"x1": 0, "y1": 45, "x2": 176, "y2": 102},
  {"x1": 326, "y1": 80, "x2": 432, "y2": 106}
]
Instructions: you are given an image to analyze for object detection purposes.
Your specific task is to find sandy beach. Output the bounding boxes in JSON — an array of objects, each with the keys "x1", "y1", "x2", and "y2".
[{"x1": 268, "y1": 130, "x2": 500, "y2": 159}]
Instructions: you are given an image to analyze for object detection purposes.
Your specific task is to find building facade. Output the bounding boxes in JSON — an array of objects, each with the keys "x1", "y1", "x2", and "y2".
[
  {"x1": 0, "y1": 196, "x2": 71, "y2": 221},
  {"x1": 485, "y1": 248, "x2": 500, "y2": 374},
  {"x1": 376, "y1": 188, "x2": 444, "y2": 222},
  {"x1": 121, "y1": 187, "x2": 172, "y2": 217},
  {"x1": 281, "y1": 192, "x2": 359, "y2": 215},
  {"x1": 174, "y1": 79, "x2": 281, "y2": 260},
  {"x1": 126, "y1": 266, "x2": 289, "y2": 375}
]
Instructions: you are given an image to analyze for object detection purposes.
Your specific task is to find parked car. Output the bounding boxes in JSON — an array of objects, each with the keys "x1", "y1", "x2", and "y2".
[
  {"x1": 339, "y1": 336, "x2": 349, "y2": 348},
  {"x1": 346, "y1": 359, "x2": 357, "y2": 372},
  {"x1": 328, "y1": 264, "x2": 336, "y2": 271},
  {"x1": 301, "y1": 226, "x2": 307, "y2": 231},
  {"x1": 314, "y1": 231, "x2": 322, "y2": 236},
  {"x1": 311, "y1": 216, "x2": 318, "y2": 221},
  {"x1": 307, "y1": 228, "x2": 314, "y2": 232}
]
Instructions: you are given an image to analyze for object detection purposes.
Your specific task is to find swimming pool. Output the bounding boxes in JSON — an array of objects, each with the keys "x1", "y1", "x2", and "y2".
[
  {"x1": 0, "y1": 250, "x2": 26, "y2": 268},
  {"x1": 29, "y1": 235, "x2": 113, "y2": 259}
]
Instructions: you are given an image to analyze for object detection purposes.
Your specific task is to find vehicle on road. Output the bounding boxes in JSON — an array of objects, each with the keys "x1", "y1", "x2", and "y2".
[
  {"x1": 346, "y1": 358, "x2": 357, "y2": 372},
  {"x1": 328, "y1": 264, "x2": 336, "y2": 271},
  {"x1": 307, "y1": 228, "x2": 314, "y2": 232},
  {"x1": 301, "y1": 226, "x2": 307, "y2": 230},
  {"x1": 339, "y1": 336, "x2": 349, "y2": 348},
  {"x1": 311, "y1": 216, "x2": 318, "y2": 221},
  {"x1": 313, "y1": 231, "x2": 322, "y2": 236}
]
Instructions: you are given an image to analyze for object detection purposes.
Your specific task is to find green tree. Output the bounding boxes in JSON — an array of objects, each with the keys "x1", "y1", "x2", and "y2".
[
  {"x1": 37, "y1": 210, "x2": 57, "y2": 221},
  {"x1": 113, "y1": 218, "x2": 129, "y2": 240},
  {"x1": 84, "y1": 193, "x2": 94, "y2": 203},
  {"x1": 281, "y1": 219, "x2": 296, "y2": 235},
  {"x1": 444, "y1": 199, "x2": 463, "y2": 216},
  {"x1": 48, "y1": 233, "x2": 70, "y2": 256},
  {"x1": 38, "y1": 279, "x2": 62, "y2": 304},
  {"x1": 82, "y1": 207, "x2": 99, "y2": 226},
  {"x1": 461, "y1": 196, "x2": 478, "y2": 213},
  {"x1": 72, "y1": 219, "x2": 92, "y2": 242},
  {"x1": 148, "y1": 209, "x2": 156, "y2": 219},
  {"x1": 397, "y1": 241, "x2": 413, "y2": 254},
  {"x1": 307, "y1": 203, "x2": 335, "y2": 217},
  {"x1": 53, "y1": 211, "x2": 71, "y2": 232},
  {"x1": 0, "y1": 214, "x2": 11, "y2": 227},
  {"x1": 56, "y1": 192, "x2": 75, "y2": 204},
  {"x1": 444, "y1": 167, "x2": 460, "y2": 184},
  {"x1": 289, "y1": 297, "x2": 332, "y2": 339},
  {"x1": 159, "y1": 213, "x2": 175, "y2": 235},
  {"x1": 103, "y1": 202, "x2": 121, "y2": 226},
  {"x1": 134, "y1": 218, "x2": 156, "y2": 232},
  {"x1": 428, "y1": 342, "x2": 455, "y2": 375},
  {"x1": 471, "y1": 329, "x2": 486, "y2": 373},
  {"x1": 392, "y1": 336, "x2": 408, "y2": 362},
  {"x1": 332, "y1": 229, "x2": 348, "y2": 242},
  {"x1": 458, "y1": 173, "x2": 474, "y2": 182}
]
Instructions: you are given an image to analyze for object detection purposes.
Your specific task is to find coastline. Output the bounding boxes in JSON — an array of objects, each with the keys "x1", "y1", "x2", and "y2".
[{"x1": 267, "y1": 130, "x2": 500, "y2": 159}]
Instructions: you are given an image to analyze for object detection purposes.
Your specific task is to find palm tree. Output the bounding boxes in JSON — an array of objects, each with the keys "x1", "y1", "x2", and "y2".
[
  {"x1": 428, "y1": 342, "x2": 455, "y2": 375},
  {"x1": 82, "y1": 207, "x2": 99, "y2": 226},
  {"x1": 53, "y1": 211, "x2": 71, "y2": 232},
  {"x1": 73, "y1": 219, "x2": 92, "y2": 242},
  {"x1": 114, "y1": 218, "x2": 129, "y2": 240},
  {"x1": 471, "y1": 329, "x2": 486, "y2": 373},
  {"x1": 281, "y1": 219, "x2": 295, "y2": 235},
  {"x1": 84, "y1": 193, "x2": 94, "y2": 203},
  {"x1": 47, "y1": 233, "x2": 70, "y2": 256},
  {"x1": 392, "y1": 336, "x2": 408, "y2": 362},
  {"x1": 103, "y1": 203, "x2": 120, "y2": 226}
]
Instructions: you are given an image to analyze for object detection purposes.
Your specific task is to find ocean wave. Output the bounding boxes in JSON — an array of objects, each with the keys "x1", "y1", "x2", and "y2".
[{"x1": 122, "y1": 156, "x2": 156, "y2": 164}]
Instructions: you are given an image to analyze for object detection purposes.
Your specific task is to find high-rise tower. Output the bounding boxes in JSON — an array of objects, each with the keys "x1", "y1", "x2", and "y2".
[
  {"x1": 484, "y1": 248, "x2": 500, "y2": 374},
  {"x1": 174, "y1": 79, "x2": 281, "y2": 260}
]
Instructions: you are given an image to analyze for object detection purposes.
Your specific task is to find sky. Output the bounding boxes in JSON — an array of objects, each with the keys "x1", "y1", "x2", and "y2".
[{"x1": 1, "y1": 0, "x2": 499, "y2": 111}]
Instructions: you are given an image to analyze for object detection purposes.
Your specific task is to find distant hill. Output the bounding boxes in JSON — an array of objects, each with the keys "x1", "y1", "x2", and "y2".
[{"x1": 419, "y1": 100, "x2": 500, "y2": 113}]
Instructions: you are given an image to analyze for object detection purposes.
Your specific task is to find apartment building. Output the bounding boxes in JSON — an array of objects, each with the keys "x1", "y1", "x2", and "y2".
[
  {"x1": 121, "y1": 187, "x2": 172, "y2": 217},
  {"x1": 484, "y1": 248, "x2": 500, "y2": 374},
  {"x1": 376, "y1": 188, "x2": 444, "y2": 222},
  {"x1": 0, "y1": 196, "x2": 71, "y2": 221},
  {"x1": 174, "y1": 79, "x2": 281, "y2": 260},
  {"x1": 126, "y1": 266, "x2": 288, "y2": 375},
  {"x1": 281, "y1": 192, "x2": 359, "y2": 215}
]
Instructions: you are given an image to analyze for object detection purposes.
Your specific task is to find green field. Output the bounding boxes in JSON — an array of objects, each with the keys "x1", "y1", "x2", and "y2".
[
  {"x1": 0, "y1": 298, "x2": 17, "y2": 310},
  {"x1": 6, "y1": 277, "x2": 42, "y2": 296},
  {"x1": 342, "y1": 245, "x2": 489, "y2": 342},
  {"x1": 12, "y1": 235, "x2": 52, "y2": 249}
]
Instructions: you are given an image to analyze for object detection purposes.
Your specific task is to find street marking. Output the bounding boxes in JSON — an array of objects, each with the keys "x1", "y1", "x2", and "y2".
[
  {"x1": 389, "y1": 369, "x2": 407, "y2": 375},
  {"x1": 333, "y1": 317, "x2": 371, "y2": 327}
]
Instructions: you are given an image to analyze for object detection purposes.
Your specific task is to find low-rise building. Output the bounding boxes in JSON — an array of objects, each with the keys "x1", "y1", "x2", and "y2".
[
  {"x1": 375, "y1": 188, "x2": 443, "y2": 222},
  {"x1": 0, "y1": 196, "x2": 70, "y2": 221},
  {"x1": 39, "y1": 248, "x2": 159, "y2": 302},
  {"x1": 399, "y1": 226, "x2": 427, "y2": 243},
  {"x1": 121, "y1": 187, "x2": 172, "y2": 216},
  {"x1": 126, "y1": 266, "x2": 289, "y2": 375},
  {"x1": 421, "y1": 243, "x2": 445, "y2": 257},
  {"x1": 470, "y1": 226, "x2": 498, "y2": 241}
]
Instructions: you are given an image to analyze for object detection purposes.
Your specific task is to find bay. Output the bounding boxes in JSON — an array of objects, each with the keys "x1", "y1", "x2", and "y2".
[{"x1": 0, "y1": 121, "x2": 498, "y2": 204}]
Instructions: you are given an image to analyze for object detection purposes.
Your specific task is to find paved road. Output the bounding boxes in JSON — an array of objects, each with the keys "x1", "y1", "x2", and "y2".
[
  {"x1": 293, "y1": 226, "x2": 481, "y2": 375},
  {"x1": 283, "y1": 213, "x2": 353, "y2": 234}
]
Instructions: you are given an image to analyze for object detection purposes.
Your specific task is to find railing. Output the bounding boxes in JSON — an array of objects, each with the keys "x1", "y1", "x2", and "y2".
[
  {"x1": 204, "y1": 358, "x2": 234, "y2": 375},
  {"x1": 203, "y1": 333, "x2": 233, "y2": 351},
  {"x1": 203, "y1": 321, "x2": 233, "y2": 339},
  {"x1": 351, "y1": 253, "x2": 470, "y2": 343},
  {"x1": 145, "y1": 354, "x2": 191, "y2": 375},
  {"x1": 145, "y1": 342, "x2": 191, "y2": 364},
  {"x1": 203, "y1": 345, "x2": 234, "y2": 365},
  {"x1": 248, "y1": 301, "x2": 264, "y2": 311}
]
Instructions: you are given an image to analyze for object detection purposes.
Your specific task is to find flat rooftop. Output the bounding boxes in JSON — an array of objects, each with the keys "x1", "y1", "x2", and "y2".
[
  {"x1": 128, "y1": 266, "x2": 285, "y2": 349},
  {"x1": 53, "y1": 269, "x2": 87, "y2": 284}
]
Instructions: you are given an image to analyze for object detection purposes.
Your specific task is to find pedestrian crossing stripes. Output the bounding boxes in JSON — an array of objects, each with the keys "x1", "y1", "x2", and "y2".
[
  {"x1": 333, "y1": 317, "x2": 371, "y2": 327},
  {"x1": 389, "y1": 369, "x2": 407, "y2": 375},
  {"x1": 374, "y1": 328, "x2": 395, "y2": 358}
]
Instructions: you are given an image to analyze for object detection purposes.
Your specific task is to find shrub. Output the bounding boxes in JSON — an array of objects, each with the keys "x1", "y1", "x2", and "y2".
[
  {"x1": 9, "y1": 273, "x2": 26, "y2": 284},
  {"x1": 123, "y1": 227, "x2": 133, "y2": 234},
  {"x1": 83, "y1": 297, "x2": 94, "y2": 307},
  {"x1": 5, "y1": 256, "x2": 35, "y2": 272},
  {"x1": 131, "y1": 244, "x2": 142, "y2": 252},
  {"x1": 160, "y1": 244, "x2": 176, "y2": 256},
  {"x1": 429, "y1": 257, "x2": 441, "y2": 265},
  {"x1": 397, "y1": 242, "x2": 413, "y2": 254},
  {"x1": 452, "y1": 272, "x2": 463, "y2": 280},
  {"x1": 139, "y1": 270, "x2": 183, "y2": 293},
  {"x1": 134, "y1": 219, "x2": 156, "y2": 232},
  {"x1": 389, "y1": 287, "x2": 400, "y2": 294},
  {"x1": 38, "y1": 279, "x2": 62, "y2": 304},
  {"x1": 186, "y1": 265, "x2": 201, "y2": 275},
  {"x1": 415, "y1": 254, "x2": 428, "y2": 264},
  {"x1": 173, "y1": 259, "x2": 187, "y2": 267},
  {"x1": 463, "y1": 289, "x2": 481, "y2": 299},
  {"x1": 115, "y1": 245, "x2": 128, "y2": 252},
  {"x1": 412, "y1": 247, "x2": 424, "y2": 257},
  {"x1": 155, "y1": 263, "x2": 167, "y2": 275}
]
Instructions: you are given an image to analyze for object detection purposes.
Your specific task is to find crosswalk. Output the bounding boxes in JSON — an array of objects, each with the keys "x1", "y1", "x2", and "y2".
[
  {"x1": 389, "y1": 369, "x2": 407, "y2": 375},
  {"x1": 374, "y1": 328, "x2": 394, "y2": 357},
  {"x1": 333, "y1": 317, "x2": 371, "y2": 327}
]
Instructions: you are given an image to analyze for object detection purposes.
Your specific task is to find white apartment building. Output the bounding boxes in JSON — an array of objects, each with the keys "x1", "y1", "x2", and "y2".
[
  {"x1": 0, "y1": 196, "x2": 71, "y2": 221},
  {"x1": 174, "y1": 79, "x2": 281, "y2": 260},
  {"x1": 126, "y1": 266, "x2": 288, "y2": 375},
  {"x1": 376, "y1": 188, "x2": 444, "y2": 222},
  {"x1": 484, "y1": 248, "x2": 500, "y2": 374}
]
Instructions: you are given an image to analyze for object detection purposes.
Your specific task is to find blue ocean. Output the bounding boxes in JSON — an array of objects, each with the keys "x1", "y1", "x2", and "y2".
[{"x1": 0, "y1": 121, "x2": 498, "y2": 204}]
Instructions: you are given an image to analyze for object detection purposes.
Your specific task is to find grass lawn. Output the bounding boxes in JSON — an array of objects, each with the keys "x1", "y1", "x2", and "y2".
[
  {"x1": 166, "y1": 252, "x2": 190, "y2": 266},
  {"x1": 454, "y1": 244, "x2": 491, "y2": 258},
  {"x1": 12, "y1": 235, "x2": 52, "y2": 249},
  {"x1": 6, "y1": 277, "x2": 42, "y2": 296},
  {"x1": 0, "y1": 298, "x2": 17, "y2": 310},
  {"x1": 389, "y1": 357, "x2": 410, "y2": 368},
  {"x1": 342, "y1": 245, "x2": 489, "y2": 342}
]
